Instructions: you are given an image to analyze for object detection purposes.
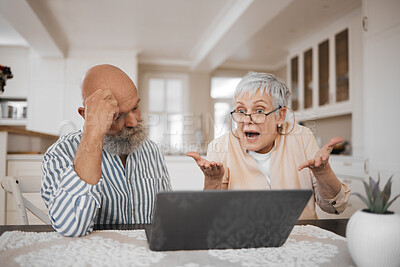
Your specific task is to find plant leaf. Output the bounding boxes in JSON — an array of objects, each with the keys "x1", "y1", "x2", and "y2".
[
  {"x1": 371, "y1": 177, "x2": 380, "y2": 207},
  {"x1": 383, "y1": 193, "x2": 400, "y2": 212},
  {"x1": 382, "y1": 176, "x2": 393, "y2": 207},
  {"x1": 353, "y1": 192, "x2": 372, "y2": 210},
  {"x1": 374, "y1": 193, "x2": 385, "y2": 213},
  {"x1": 362, "y1": 180, "x2": 373, "y2": 205},
  {"x1": 369, "y1": 176, "x2": 377, "y2": 190}
]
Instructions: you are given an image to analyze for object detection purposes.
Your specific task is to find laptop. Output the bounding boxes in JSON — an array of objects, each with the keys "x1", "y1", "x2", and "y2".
[{"x1": 145, "y1": 189, "x2": 312, "y2": 251}]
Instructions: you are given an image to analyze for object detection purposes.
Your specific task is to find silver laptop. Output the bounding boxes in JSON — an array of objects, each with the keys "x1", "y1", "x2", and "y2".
[{"x1": 145, "y1": 190, "x2": 312, "y2": 251}]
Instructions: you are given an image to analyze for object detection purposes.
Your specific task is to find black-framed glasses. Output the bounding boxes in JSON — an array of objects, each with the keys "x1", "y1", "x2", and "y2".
[{"x1": 230, "y1": 106, "x2": 281, "y2": 124}]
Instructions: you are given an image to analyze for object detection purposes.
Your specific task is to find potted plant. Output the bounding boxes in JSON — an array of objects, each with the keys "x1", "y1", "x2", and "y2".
[{"x1": 346, "y1": 175, "x2": 400, "y2": 267}]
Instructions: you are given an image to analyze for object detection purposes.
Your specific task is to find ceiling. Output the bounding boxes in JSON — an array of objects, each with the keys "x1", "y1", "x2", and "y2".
[{"x1": 0, "y1": 0, "x2": 361, "y2": 72}]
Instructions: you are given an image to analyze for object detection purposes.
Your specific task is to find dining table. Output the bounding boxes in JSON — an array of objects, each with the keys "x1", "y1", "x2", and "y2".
[{"x1": 0, "y1": 219, "x2": 354, "y2": 266}]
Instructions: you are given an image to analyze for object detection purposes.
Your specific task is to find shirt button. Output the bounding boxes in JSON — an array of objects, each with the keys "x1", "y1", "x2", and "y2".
[{"x1": 332, "y1": 201, "x2": 336, "y2": 205}]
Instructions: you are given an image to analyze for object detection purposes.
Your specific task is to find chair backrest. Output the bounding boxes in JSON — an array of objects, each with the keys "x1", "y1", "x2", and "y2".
[{"x1": 1, "y1": 176, "x2": 50, "y2": 225}]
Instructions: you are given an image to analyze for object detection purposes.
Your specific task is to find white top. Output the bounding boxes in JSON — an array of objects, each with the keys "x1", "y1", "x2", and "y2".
[{"x1": 248, "y1": 149, "x2": 272, "y2": 188}]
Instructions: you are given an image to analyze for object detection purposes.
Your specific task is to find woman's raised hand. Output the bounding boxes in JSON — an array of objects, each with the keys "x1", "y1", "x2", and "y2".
[
  {"x1": 297, "y1": 137, "x2": 344, "y2": 174},
  {"x1": 186, "y1": 151, "x2": 224, "y2": 189}
]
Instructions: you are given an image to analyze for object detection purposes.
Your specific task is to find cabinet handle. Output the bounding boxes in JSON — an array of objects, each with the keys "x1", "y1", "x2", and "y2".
[
  {"x1": 364, "y1": 159, "x2": 369, "y2": 174},
  {"x1": 363, "y1": 16, "x2": 368, "y2": 32}
]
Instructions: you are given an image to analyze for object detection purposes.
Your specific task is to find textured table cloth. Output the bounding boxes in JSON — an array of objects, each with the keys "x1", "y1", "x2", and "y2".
[{"x1": 0, "y1": 225, "x2": 354, "y2": 266}]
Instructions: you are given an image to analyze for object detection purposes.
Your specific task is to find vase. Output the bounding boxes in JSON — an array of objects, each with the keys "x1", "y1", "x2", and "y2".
[{"x1": 346, "y1": 209, "x2": 400, "y2": 267}]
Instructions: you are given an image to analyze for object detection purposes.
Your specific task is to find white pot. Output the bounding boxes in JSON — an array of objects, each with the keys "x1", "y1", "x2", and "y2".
[{"x1": 346, "y1": 209, "x2": 400, "y2": 267}]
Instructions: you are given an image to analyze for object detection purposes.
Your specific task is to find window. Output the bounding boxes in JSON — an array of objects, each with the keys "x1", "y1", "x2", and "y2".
[
  {"x1": 146, "y1": 76, "x2": 186, "y2": 154},
  {"x1": 211, "y1": 77, "x2": 241, "y2": 139}
]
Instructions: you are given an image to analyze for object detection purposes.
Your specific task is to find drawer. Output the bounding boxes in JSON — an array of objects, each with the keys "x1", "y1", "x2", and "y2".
[{"x1": 329, "y1": 156, "x2": 366, "y2": 179}]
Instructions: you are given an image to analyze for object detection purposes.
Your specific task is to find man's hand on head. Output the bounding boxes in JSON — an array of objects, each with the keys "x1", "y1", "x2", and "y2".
[{"x1": 83, "y1": 89, "x2": 119, "y2": 139}]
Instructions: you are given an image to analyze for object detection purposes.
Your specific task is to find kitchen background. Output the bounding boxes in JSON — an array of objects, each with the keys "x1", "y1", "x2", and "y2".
[{"x1": 0, "y1": 0, "x2": 399, "y2": 224}]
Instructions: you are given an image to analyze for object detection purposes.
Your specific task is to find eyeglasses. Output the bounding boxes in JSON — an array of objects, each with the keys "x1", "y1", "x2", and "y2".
[{"x1": 230, "y1": 106, "x2": 281, "y2": 124}]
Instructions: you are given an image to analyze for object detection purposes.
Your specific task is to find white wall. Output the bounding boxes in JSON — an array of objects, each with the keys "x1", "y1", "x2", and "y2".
[{"x1": 363, "y1": 0, "x2": 400, "y2": 213}]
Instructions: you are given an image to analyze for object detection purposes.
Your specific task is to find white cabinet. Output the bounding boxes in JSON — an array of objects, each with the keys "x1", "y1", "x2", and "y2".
[
  {"x1": 0, "y1": 47, "x2": 30, "y2": 127},
  {"x1": 287, "y1": 9, "x2": 363, "y2": 122},
  {"x1": 27, "y1": 54, "x2": 65, "y2": 135},
  {"x1": 0, "y1": 47, "x2": 30, "y2": 99},
  {"x1": 287, "y1": 8, "x2": 365, "y2": 158},
  {"x1": 3, "y1": 155, "x2": 46, "y2": 225}
]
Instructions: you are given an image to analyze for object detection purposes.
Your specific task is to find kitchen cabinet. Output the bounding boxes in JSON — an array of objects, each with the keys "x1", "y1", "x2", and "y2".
[
  {"x1": 0, "y1": 47, "x2": 30, "y2": 99},
  {"x1": 287, "y1": 8, "x2": 364, "y2": 158},
  {"x1": 287, "y1": 9, "x2": 362, "y2": 122},
  {"x1": 0, "y1": 47, "x2": 30, "y2": 127}
]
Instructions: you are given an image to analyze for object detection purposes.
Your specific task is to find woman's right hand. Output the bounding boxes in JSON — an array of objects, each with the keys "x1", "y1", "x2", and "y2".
[{"x1": 186, "y1": 151, "x2": 224, "y2": 189}]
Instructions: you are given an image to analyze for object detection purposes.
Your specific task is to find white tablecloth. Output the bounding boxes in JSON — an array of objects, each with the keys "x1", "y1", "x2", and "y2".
[{"x1": 0, "y1": 225, "x2": 354, "y2": 266}]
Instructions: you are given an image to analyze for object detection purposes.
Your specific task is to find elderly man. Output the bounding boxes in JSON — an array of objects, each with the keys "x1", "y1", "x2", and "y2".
[{"x1": 41, "y1": 64, "x2": 171, "y2": 237}]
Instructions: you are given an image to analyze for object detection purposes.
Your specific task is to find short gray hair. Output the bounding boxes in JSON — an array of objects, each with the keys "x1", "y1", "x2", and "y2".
[{"x1": 234, "y1": 72, "x2": 290, "y2": 108}]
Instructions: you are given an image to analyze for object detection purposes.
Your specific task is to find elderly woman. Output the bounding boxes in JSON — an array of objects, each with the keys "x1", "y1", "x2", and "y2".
[{"x1": 187, "y1": 72, "x2": 350, "y2": 219}]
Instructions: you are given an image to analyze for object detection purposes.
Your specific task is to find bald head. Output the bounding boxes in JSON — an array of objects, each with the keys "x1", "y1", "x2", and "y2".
[{"x1": 81, "y1": 64, "x2": 137, "y2": 105}]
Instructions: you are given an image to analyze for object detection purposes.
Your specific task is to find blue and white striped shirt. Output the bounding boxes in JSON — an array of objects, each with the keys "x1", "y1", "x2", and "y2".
[{"x1": 41, "y1": 130, "x2": 172, "y2": 237}]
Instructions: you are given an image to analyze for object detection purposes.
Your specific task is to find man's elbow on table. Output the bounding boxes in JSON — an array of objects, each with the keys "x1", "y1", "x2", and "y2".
[{"x1": 49, "y1": 214, "x2": 94, "y2": 237}]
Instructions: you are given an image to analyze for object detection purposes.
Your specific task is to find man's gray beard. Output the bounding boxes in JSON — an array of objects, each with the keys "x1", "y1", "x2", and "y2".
[{"x1": 103, "y1": 121, "x2": 148, "y2": 156}]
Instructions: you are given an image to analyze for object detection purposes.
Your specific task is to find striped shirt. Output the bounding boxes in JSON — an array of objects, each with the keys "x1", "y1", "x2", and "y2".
[{"x1": 41, "y1": 130, "x2": 172, "y2": 237}]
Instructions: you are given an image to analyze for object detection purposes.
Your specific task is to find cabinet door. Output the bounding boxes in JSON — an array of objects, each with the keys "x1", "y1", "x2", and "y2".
[
  {"x1": 335, "y1": 29, "x2": 349, "y2": 102},
  {"x1": 318, "y1": 40, "x2": 330, "y2": 106},
  {"x1": 6, "y1": 160, "x2": 47, "y2": 225},
  {"x1": 303, "y1": 49, "x2": 313, "y2": 109},
  {"x1": 0, "y1": 47, "x2": 30, "y2": 98},
  {"x1": 290, "y1": 56, "x2": 299, "y2": 111},
  {"x1": 27, "y1": 56, "x2": 65, "y2": 135}
]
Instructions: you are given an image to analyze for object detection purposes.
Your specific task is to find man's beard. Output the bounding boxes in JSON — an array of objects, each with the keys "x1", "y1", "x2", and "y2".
[{"x1": 103, "y1": 121, "x2": 148, "y2": 156}]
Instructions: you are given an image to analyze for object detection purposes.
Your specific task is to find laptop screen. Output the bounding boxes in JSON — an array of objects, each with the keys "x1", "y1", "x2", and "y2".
[{"x1": 146, "y1": 190, "x2": 312, "y2": 251}]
